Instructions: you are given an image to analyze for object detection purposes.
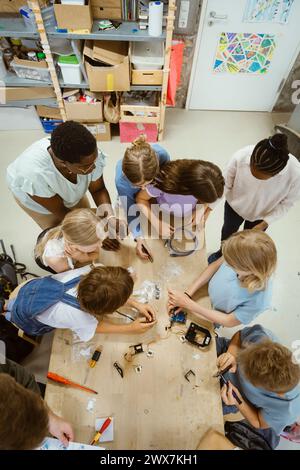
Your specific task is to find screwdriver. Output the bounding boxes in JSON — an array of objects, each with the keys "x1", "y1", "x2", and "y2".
[
  {"x1": 84, "y1": 346, "x2": 102, "y2": 384},
  {"x1": 47, "y1": 372, "x2": 98, "y2": 395}
]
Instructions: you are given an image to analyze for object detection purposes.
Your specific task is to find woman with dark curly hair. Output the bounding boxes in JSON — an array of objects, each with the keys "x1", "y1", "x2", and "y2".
[{"x1": 6, "y1": 121, "x2": 119, "y2": 250}]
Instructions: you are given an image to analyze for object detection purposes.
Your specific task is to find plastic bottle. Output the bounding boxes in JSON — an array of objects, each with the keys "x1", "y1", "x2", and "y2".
[
  {"x1": 27, "y1": 51, "x2": 37, "y2": 61},
  {"x1": 37, "y1": 52, "x2": 46, "y2": 61}
]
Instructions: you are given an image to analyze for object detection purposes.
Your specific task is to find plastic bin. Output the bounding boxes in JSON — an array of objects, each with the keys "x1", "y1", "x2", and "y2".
[
  {"x1": 40, "y1": 118, "x2": 63, "y2": 133},
  {"x1": 119, "y1": 122, "x2": 158, "y2": 143},
  {"x1": 131, "y1": 41, "x2": 164, "y2": 70},
  {"x1": 58, "y1": 55, "x2": 82, "y2": 85},
  {"x1": 11, "y1": 60, "x2": 51, "y2": 82}
]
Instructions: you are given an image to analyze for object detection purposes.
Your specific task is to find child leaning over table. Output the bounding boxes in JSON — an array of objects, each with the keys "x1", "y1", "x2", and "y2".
[
  {"x1": 214, "y1": 324, "x2": 300, "y2": 449},
  {"x1": 168, "y1": 230, "x2": 276, "y2": 328},
  {"x1": 4, "y1": 265, "x2": 156, "y2": 342}
]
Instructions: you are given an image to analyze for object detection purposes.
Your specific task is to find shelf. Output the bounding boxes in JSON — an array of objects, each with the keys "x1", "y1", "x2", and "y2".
[
  {"x1": 130, "y1": 85, "x2": 162, "y2": 91},
  {"x1": 59, "y1": 79, "x2": 89, "y2": 89},
  {"x1": 4, "y1": 73, "x2": 53, "y2": 88},
  {"x1": 0, "y1": 98, "x2": 58, "y2": 107},
  {"x1": 0, "y1": 18, "x2": 39, "y2": 38},
  {"x1": 46, "y1": 21, "x2": 165, "y2": 41}
]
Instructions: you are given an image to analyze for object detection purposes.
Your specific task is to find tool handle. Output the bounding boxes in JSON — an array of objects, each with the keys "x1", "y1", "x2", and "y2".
[
  {"x1": 47, "y1": 372, "x2": 68, "y2": 384},
  {"x1": 99, "y1": 417, "x2": 112, "y2": 434}
]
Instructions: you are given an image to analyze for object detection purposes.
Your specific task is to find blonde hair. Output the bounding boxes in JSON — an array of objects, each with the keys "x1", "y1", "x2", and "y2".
[
  {"x1": 122, "y1": 135, "x2": 159, "y2": 184},
  {"x1": 222, "y1": 230, "x2": 277, "y2": 292},
  {"x1": 35, "y1": 209, "x2": 100, "y2": 259}
]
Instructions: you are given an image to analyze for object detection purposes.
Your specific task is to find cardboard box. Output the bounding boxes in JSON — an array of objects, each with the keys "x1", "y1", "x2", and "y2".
[
  {"x1": 92, "y1": 6, "x2": 122, "y2": 19},
  {"x1": 84, "y1": 121, "x2": 111, "y2": 141},
  {"x1": 84, "y1": 41, "x2": 130, "y2": 92},
  {"x1": 36, "y1": 105, "x2": 62, "y2": 120},
  {"x1": 93, "y1": 41, "x2": 128, "y2": 66},
  {"x1": 54, "y1": 0, "x2": 93, "y2": 32},
  {"x1": 131, "y1": 69, "x2": 163, "y2": 86},
  {"x1": 90, "y1": 0, "x2": 121, "y2": 6},
  {"x1": 3, "y1": 87, "x2": 56, "y2": 102},
  {"x1": 0, "y1": 0, "x2": 47, "y2": 14},
  {"x1": 11, "y1": 56, "x2": 48, "y2": 69},
  {"x1": 63, "y1": 89, "x2": 103, "y2": 122}
]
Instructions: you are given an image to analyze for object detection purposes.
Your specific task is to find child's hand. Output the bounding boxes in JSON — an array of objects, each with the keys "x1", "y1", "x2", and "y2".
[
  {"x1": 217, "y1": 352, "x2": 237, "y2": 374},
  {"x1": 127, "y1": 317, "x2": 157, "y2": 334},
  {"x1": 221, "y1": 381, "x2": 242, "y2": 407},
  {"x1": 135, "y1": 302, "x2": 156, "y2": 322},
  {"x1": 48, "y1": 411, "x2": 74, "y2": 447},
  {"x1": 160, "y1": 222, "x2": 174, "y2": 239},
  {"x1": 167, "y1": 301, "x2": 181, "y2": 316},
  {"x1": 136, "y1": 239, "x2": 153, "y2": 261},
  {"x1": 168, "y1": 289, "x2": 191, "y2": 311}
]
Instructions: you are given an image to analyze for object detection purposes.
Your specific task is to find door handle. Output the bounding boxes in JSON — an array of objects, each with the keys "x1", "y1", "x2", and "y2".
[{"x1": 209, "y1": 11, "x2": 228, "y2": 20}]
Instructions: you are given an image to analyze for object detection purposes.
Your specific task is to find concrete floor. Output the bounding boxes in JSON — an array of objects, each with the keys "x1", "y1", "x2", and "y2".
[{"x1": 1, "y1": 109, "x2": 299, "y2": 449}]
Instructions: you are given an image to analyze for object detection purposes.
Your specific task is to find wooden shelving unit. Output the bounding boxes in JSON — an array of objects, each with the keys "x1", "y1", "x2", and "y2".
[{"x1": 0, "y1": 0, "x2": 176, "y2": 140}]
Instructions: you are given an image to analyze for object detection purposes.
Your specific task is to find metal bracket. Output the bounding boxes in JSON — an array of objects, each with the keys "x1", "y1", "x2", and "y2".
[
  {"x1": 113, "y1": 361, "x2": 124, "y2": 378},
  {"x1": 130, "y1": 343, "x2": 144, "y2": 355},
  {"x1": 184, "y1": 370, "x2": 195, "y2": 383}
]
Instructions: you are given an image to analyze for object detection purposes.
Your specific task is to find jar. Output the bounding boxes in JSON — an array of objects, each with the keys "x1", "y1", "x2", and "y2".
[{"x1": 27, "y1": 51, "x2": 37, "y2": 61}]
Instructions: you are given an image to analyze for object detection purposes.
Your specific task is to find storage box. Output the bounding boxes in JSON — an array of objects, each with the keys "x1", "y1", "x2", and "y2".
[
  {"x1": 3, "y1": 87, "x2": 56, "y2": 103},
  {"x1": 40, "y1": 119, "x2": 64, "y2": 133},
  {"x1": 91, "y1": 0, "x2": 121, "y2": 19},
  {"x1": 120, "y1": 104, "x2": 160, "y2": 124},
  {"x1": 36, "y1": 105, "x2": 62, "y2": 120},
  {"x1": 131, "y1": 41, "x2": 164, "y2": 70},
  {"x1": 84, "y1": 121, "x2": 111, "y2": 141},
  {"x1": 119, "y1": 122, "x2": 158, "y2": 143},
  {"x1": 63, "y1": 89, "x2": 103, "y2": 122},
  {"x1": 131, "y1": 69, "x2": 163, "y2": 85},
  {"x1": 93, "y1": 41, "x2": 128, "y2": 66},
  {"x1": 84, "y1": 41, "x2": 130, "y2": 92},
  {"x1": 58, "y1": 55, "x2": 83, "y2": 85},
  {"x1": 11, "y1": 57, "x2": 50, "y2": 82},
  {"x1": 54, "y1": 0, "x2": 93, "y2": 32},
  {"x1": 0, "y1": 0, "x2": 47, "y2": 14}
]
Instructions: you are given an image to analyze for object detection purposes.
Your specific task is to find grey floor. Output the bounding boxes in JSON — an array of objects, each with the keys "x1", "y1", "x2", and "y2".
[{"x1": 1, "y1": 109, "x2": 299, "y2": 449}]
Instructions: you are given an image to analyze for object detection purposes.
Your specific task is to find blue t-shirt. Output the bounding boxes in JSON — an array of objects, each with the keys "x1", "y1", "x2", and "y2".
[
  {"x1": 226, "y1": 325, "x2": 300, "y2": 435},
  {"x1": 208, "y1": 263, "x2": 273, "y2": 324},
  {"x1": 115, "y1": 144, "x2": 170, "y2": 238}
]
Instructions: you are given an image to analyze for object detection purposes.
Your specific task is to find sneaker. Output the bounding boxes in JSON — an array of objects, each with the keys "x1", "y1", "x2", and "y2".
[{"x1": 208, "y1": 250, "x2": 222, "y2": 264}]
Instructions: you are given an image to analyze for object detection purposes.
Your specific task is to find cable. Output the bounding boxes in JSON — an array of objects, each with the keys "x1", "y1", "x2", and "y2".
[{"x1": 165, "y1": 228, "x2": 198, "y2": 257}]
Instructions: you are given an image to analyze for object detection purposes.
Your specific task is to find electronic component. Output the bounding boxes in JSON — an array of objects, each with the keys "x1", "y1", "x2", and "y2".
[
  {"x1": 170, "y1": 309, "x2": 187, "y2": 325},
  {"x1": 113, "y1": 361, "x2": 124, "y2": 378},
  {"x1": 185, "y1": 322, "x2": 211, "y2": 348}
]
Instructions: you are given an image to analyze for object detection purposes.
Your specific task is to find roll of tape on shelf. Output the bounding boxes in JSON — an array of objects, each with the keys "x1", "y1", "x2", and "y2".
[{"x1": 149, "y1": 1, "x2": 163, "y2": 37}]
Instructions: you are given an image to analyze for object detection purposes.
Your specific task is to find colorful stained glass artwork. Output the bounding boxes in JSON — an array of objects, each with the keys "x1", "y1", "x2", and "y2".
[
  {"x1": 213, "y1": 33, "x2": 276, "y2": 74},
  {"x1": 243, "y1": 0, "x2": 294, "y2": 24}
]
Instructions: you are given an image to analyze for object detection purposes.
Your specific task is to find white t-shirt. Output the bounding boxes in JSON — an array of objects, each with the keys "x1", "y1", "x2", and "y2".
[
  {"x1": 225, "y1": 145, "x2": 300, "y2": 224},
  {"x1": 42, "y1": 237, "x2": 74, "y2": 270},
  {"x1": 6, "y1": 137, "x2": 106, "y2": 214},
  {"x1": 37, "y1": 265, "x2": 98, "y2": 342}
]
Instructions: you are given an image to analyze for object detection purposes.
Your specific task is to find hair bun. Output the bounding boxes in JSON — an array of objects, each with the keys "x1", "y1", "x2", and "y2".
[
  {"x1": 132, "y1": 135, "x2": 147, "y2": 147},
  {"x1": 270, "y1": 133, "x2": 288, "y2": 151}
]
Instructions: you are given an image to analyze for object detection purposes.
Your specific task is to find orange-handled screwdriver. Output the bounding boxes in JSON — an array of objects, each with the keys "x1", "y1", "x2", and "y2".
[
  {"x1": 90, "y1": 417, "x2": 112, "y2": 445},
  {"x1": 47, "y1": 372, "x2": 98, "y2": 395}
]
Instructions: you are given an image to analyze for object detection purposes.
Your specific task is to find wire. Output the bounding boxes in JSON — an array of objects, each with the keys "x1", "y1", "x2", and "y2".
[{"x1": 115, "y1": 310, "x2": 135, "y2": 322}]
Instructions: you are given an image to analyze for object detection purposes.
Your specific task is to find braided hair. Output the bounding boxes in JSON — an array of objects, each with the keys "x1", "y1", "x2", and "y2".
[{"x1": 250, "y1": 133, "x2": 289, "y2": 176}]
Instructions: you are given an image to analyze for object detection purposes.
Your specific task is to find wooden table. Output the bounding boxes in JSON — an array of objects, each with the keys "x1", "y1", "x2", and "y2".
[{"x1": 45, "y1": 236, "x2": 224, "y2": 450}]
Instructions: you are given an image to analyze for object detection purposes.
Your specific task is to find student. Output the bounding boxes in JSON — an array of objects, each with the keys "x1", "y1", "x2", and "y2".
[
  {"x1": 136, "y1": 159, "x2": 224, "y2": 239},
  {"x1": 0, "y1": 357, "x2": 73, "y2": 449},
  {"x1": 209, "y1": 133, "x2": 300, "y2": 262},
  {"x1": 35, "y1": 209, "x2": 102, "y2": 274},
  {"x1": 5, "y1": 265, "x2": 156, "y2": 342},
  {"x1": 215, "y1": 324, "x2": 300, "y2": 447},
  {"x1": 6, "y1": 121, "x2": 121, "y2": 249},
  {"x1": 168, "y1": 230, "x2": 276, "y2": 328},
  {"x1": 115, "y1": 135, "x2": 170, "y2": 260}
]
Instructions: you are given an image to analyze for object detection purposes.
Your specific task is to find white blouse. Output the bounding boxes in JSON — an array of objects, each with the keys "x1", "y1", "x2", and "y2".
[{"x1": 6, "y1": 137, "x2": 106, "y2": 214}]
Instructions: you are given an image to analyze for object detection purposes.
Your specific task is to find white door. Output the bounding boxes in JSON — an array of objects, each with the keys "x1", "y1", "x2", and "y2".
[{"x1": 187, "y1": 0, "x2": 300, "y2": 111}]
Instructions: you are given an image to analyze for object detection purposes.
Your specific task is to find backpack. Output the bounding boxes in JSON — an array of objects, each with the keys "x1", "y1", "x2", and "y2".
[
  {"x1": 0, "y1": 241, "x2": 39, "y2": 362},
  {"x1": 10, "y1": 275, "x2": 82, "y2": 336},
  {"x1": 225, "y1": 420, "x2": 279, "y2": 450}
]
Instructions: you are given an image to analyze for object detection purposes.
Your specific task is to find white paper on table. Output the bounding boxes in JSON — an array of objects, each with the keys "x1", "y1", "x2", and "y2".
[{"x1": 37, "y1": 437, "x2": 105, "y2": 450}]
